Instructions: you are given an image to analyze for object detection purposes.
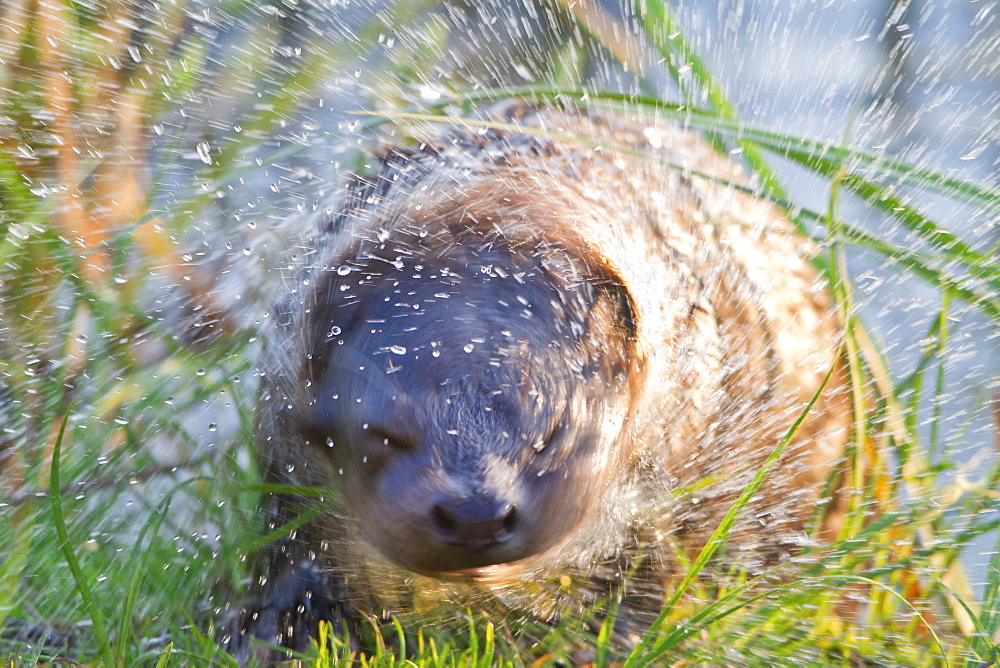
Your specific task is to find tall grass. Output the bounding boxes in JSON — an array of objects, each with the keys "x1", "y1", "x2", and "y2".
[{"x1": 0, "y1": 0, "x2": 996, "y2": 665}]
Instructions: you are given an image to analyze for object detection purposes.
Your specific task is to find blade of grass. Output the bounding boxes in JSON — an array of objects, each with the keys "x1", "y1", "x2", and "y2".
[
  {"x1": 827, "y1": 225, "x2": 1000, "y2": 321},
  {"x1": 480, "y1": 621, "x2": 495, "y2": 668},
  {"x1": 928, "y1": 294, "x2": 950, "y2": 463},
  {"x1": 49, "y1": 405, "x2": 115, "y2": 666},
  {"x1": 243, "y1": 500, "x2": 330, "y2": 555},
  {"x1": 544, "y1": 39, "x2": 587, "y2": 91},
  {"x1": 153, "y1": 642, "x2": 174, "y2": 668},
  {"x1": 823, "y1": 153, "x2": 883, "y2": 533},
  {"x1": 604, "y1": 94, "x2": 997, "y2": 281},
  {"x1": 0, "y1": 505, "x2": 33, "y2": 633},
  {"x1": 213, "y1": 0, "x2": 446, "y2": 170},
  {"x1": 585, "y1": 89, "x2": 998, "y2": 212},
  {"x1": 933, "y1": 577, "x2": 999, "y2": 664},
  {"x1": 807, "y1": 161, "x2": 995, "y2": 285},
  {"x1": 551, "y1": 0, "x2": 651, "y2": 81},
  {"x1": 636, "y1": 0, "x2": 785, "y2": 199},
  {"x1": 351, "y1": 108, "x2": 1000, "y2": 321},
  {"x1": 833, "y1": 575, "x2": 950, "y2": 663},
  {"x1": 594, "y1": 608, "x2": 614, "y2": 667},
  {"x1": 114, "y1": 476, "x2": 210, "y2": 665},
  {"x1": 442, "y1": 86, "x2": 1000, "y2": 213},
  {"x1": 345, "y1": 100, "x2": 998, "y2": 323},
  {"x1": 977, "y1": 525, "x2": 1000, "y2": 659},
  {"x1": 625, "y1": 341, "x2": 844, "y2": 667}
]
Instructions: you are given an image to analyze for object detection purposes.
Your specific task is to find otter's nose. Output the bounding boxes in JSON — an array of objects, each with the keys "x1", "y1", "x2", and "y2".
[{"x1": 430, "y1": 497, "x2": 519, "y2": 552}]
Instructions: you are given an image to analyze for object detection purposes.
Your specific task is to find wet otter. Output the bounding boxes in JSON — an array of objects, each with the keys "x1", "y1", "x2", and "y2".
[{"x1": 227, "y1": 102, "x2": 849, "y2": 661}]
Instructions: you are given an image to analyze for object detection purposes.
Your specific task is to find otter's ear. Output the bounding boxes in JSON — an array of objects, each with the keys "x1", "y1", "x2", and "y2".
[
  {"x1": 582, "y1": 271, "x2": 640, "y2": 380},
  {"x1": 597, "y1": 278, "x2": 638, "y2": 346}
]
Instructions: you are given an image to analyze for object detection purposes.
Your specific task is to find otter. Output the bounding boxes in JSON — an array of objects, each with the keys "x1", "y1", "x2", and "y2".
[{"x1": 226, "y1": 102, "x2": 849, "y2": 661}]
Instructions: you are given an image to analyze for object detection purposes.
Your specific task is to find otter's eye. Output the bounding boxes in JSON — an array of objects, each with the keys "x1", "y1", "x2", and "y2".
[
  {"x1": 532, "y1": 420, "x2": 563, "y2": 453},
  {"x1": 366, "y1": 427, "x2": 416, "y2": 453}
]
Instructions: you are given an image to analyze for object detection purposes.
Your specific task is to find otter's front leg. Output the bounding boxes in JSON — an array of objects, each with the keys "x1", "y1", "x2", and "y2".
[{"x1": 224, "y1": 555, "x2": 361, "y2": 665}]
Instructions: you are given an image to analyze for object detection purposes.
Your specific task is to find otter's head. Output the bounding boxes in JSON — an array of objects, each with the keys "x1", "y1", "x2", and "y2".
[{"x1": 298, "y1": 210, "x2": 639, "y2": 580}]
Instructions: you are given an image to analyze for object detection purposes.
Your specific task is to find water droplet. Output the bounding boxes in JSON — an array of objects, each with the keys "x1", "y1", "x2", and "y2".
[
  {"x1": 196, "y1": 141, "x2": 213, "y2": 165},
  {"x1": 389, "y1": 345, "x2": 407, "y2": 355},
  {"x1": 337, "y1": 265, "x2": 352, "y2": 276},
  {"x1": 418, "y1": 85, "x2": 442, "y2": 100},
  {"x1": 463, "y1": 343, "x2": 475, "y2": 353}
]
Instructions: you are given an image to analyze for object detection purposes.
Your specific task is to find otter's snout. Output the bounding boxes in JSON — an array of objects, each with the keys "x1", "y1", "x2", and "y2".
[{"x1": 430, "y1": 496, "x2": 519, "y2": 553}]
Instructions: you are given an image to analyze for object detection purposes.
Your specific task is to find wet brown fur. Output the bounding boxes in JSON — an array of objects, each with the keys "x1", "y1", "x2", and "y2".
[{"x1": 226, "y1": 102, "x2": 850, "y2": 661}]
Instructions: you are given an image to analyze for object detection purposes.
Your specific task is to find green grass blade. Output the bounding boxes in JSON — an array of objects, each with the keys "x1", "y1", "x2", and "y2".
[
  {"x1": 0, "y1": 505, "x2": 33, "y2": 633},
  {"x1": 636, "y1": 0, "x2": 785, "y2": 200},
  {"x1": 49, "y1": 407, "x2": 116, "y2": 666},
  {"x1": 442, "y1": 86, "x2": 999, "y2": 214},
  {"x1": 792, "y1": 156, "x2": 997, "y2": 284},
  {"x1": 214, "y1": 0, "x2": 446, "y2": 170},
  {"x1": 355, "y1": 107, "x2": 1000, "y2": 322},
  {"x1": 114, "y1": 476, "x2": 209, "y2": 665},
  {"x1": 977, "y1": 526, "x2": 1000, "y2": 661},
  {"x1": 804, "y1": 214, "x2": 1000, "y2": 321},
  {"x1": 153, "y1": 642, "x2": 174, "y2": 668},
  {"x1": 626, "y1": 343, "x2": 843, "y2": 667}
]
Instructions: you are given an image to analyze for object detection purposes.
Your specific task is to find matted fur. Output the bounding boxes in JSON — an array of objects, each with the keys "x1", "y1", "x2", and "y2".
[{"x1": 226, "y1": 102, "x2": 850, "y2": 661}]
